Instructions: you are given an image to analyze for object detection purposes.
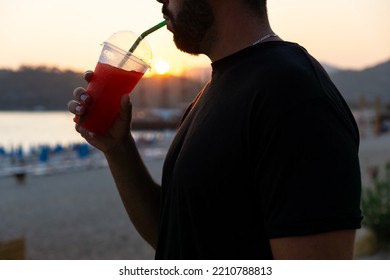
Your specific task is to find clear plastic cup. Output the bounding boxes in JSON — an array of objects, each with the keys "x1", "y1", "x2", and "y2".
[{"x1": 75, "y1": 31, "x2": 151, "y2": 135}]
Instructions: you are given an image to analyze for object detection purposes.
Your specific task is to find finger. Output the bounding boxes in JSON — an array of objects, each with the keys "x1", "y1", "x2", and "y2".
[
  {"x1": 75, "y1": 123, "x2": 81, "y2": 133},
  {"x1": 76, "y1": 123, "x2": 95, "y2": 139},
  {"x1": 119, "y1": 94, "x2": 132, "y2": 123},
  {"x1": 75, "y1": 123, "x2": 86, "y2": 137},
  {"x1": 73, "y1": 87, "x2": 85, "y2": 100},
  {"x1": 83, "y1": 70, "x2": 93, "y2": 82},
  {"x1": 67, "y1": 100, "x2": 85, "y2": 115},
  {"x1": 72, "y1": 87, "x2": 90, "y2": 103}
]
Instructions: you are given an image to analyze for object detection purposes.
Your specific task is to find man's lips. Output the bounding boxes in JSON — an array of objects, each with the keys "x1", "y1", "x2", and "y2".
[{"x1": 163, "y1": 15, "x2": 173, "y2": 32}]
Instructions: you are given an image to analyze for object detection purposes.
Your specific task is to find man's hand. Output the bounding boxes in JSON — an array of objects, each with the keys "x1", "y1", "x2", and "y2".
[{"x1": 67, "y1": 70, "x2": 134, "y2": 154}]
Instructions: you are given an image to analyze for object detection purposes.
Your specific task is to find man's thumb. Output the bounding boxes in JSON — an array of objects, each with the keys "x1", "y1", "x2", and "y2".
[{"x1": 119, "y1": 94, "x2": 132, "y2": 123}]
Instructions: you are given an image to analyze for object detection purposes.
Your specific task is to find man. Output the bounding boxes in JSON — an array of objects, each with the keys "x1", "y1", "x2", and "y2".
[{"x1": 68, "y1": 0, "x2": 362, "y2": 259}]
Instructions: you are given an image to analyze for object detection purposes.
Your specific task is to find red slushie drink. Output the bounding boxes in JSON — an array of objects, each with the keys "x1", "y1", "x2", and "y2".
[
  {"x1": 75, "y1": 32, "x2": 151, "y2": 135},
  {"x1": 76, "y1": 62, "x2": 144, "y2": 135}
]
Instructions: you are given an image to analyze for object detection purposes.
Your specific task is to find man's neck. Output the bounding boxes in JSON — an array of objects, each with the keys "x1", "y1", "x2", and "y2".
[{"x1": 205, "y1": 2, "x2": 274, "y2": 62}]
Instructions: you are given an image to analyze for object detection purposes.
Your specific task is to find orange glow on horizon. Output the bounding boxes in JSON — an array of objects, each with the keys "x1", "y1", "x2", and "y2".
[{"x1": 154, "y1": 60, "x2": 171, "y2": 75}]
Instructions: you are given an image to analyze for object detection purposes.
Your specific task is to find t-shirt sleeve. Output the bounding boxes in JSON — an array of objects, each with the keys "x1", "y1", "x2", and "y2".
[{"x1": 252, "y1": 96, "x2": 362, "y2": 239}]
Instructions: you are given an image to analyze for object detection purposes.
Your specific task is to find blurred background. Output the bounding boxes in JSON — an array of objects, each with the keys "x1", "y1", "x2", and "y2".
[{"x1": 0, "y1": 0, "x2": 389, "y2": 260}]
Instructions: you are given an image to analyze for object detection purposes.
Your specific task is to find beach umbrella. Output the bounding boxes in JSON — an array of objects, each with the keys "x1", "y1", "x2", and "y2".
[
  {"x1": 39, "y1": 146, "x2": 50, "y2": 163},
  {"x1": 78, "y1": 144, "x2": 90, "y2": 159}
]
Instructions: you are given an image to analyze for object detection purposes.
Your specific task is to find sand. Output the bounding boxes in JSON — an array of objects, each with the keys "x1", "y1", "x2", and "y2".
[
  {"x1": 0, "y1": 156, "x2": 164, "y2": 260},
  {"x1": 1, "y1": 132, "x2": 390, "y2": 260}
]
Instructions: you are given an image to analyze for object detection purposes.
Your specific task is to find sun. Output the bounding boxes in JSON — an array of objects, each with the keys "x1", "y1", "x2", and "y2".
[{"x1": 154, "y1": 60, "x2": 170, "y2": 75}]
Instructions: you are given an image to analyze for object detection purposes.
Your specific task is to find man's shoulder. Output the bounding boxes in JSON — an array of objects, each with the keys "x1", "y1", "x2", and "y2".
[{"x1": 252, "y1": 42, "x2": 322, "y2": 77}]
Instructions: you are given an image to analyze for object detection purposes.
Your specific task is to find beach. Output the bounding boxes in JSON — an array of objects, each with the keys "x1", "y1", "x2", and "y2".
[
  {"x1": 0, "y1": 155, "x2": 165, "y2": 260},
  {"x1": 1, "y1": 132, "x2": 390, "y2": 260}
]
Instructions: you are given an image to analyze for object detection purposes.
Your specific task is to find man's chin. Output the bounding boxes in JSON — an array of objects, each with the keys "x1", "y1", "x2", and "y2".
[
  {"x1": 174, "y1": 40, "x2": 202, "y2": 56},
  {"x1": 165, "y1": 20, "x2": 174, "y2": 32}
]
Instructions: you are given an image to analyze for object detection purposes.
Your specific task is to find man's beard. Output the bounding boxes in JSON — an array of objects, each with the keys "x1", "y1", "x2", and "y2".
[{"x1": 163, "y1": 0, "x2": 214, "y2": 55}]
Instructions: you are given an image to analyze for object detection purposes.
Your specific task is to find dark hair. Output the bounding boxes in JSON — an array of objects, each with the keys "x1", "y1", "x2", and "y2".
[{"x1": 243, "y1": 0, "x2": 267, "y2": 15}]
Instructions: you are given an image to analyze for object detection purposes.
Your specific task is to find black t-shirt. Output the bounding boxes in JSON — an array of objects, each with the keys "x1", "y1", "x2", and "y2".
[{"x1": 155, "y1": 41, "x2": 362, "y2": 260}]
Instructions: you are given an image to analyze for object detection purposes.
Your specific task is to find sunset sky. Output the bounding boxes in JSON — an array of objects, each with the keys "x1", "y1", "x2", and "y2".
[{"x1": 1, "y1": 0, "x2": 389, "y2": 76}]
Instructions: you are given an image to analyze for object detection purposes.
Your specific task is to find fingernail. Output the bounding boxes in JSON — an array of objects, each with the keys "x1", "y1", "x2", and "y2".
[
  {"x1": 88, "y1": 132, "x2": 95, "y2": 138},
  {"x1": 75, "y1": 105, "x2": 82, "y2": 113},
  {"x1": 80, "y1": 94, "x2": 88, "y2": 102}
]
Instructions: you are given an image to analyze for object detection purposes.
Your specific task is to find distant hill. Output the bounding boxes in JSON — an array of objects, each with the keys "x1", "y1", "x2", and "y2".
[
  {"x1": 0, "y1": 66, "x2": 86, "y2": 111},
  {"x1": 329, "y1": 60, "x2": 390, "y2": 107},
  {"x1": 0, "y1": 60, "x2": 389, "y2": 110},
  {"x1": 321, "y1": 63, "x2": 340, "y2": 74},
  {"x1": 0, "y1": 66, "x2": 203, "y2": 111}
]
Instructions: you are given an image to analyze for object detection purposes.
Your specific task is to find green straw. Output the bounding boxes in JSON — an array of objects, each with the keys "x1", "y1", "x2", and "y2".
[
  {"x1": 117, "y1": 20, "x2": 167, "y2": 68},
  {"x1": 78, "y1": 21, "x2": 167, "y2": 126},
  {"x1": 129, "y1": 20, "x2": 167, "y2": 53}
]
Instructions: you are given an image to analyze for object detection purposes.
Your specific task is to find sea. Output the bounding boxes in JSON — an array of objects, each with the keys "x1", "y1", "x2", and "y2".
[
  {"x1": 0, "y1": 111, "x2": 173, "y2": 177},
  {"x1": 0, "y1": 111, "x2": 173, "y2": 152},
  {"x1": 0, "y1": 111, "x2": 86, "y2": 152}
]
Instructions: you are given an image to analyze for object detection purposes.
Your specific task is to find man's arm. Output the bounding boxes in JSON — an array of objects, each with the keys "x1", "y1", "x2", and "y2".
[
  {"x1": 270, "y1": 230, "x2": 356, "y2": 259},
  {"x1": 103, "y1": 137, "x2": 161, "y2": 249},
  {"x1": 68, "y1": 71, "x2": 161, "y2": 248}
]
